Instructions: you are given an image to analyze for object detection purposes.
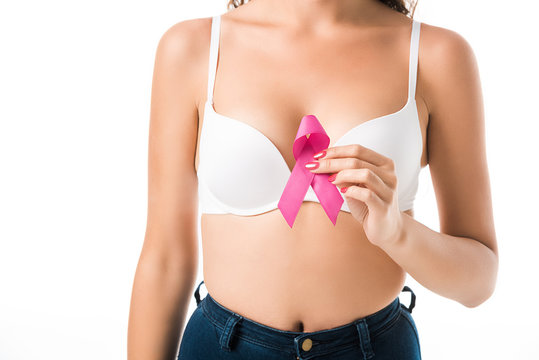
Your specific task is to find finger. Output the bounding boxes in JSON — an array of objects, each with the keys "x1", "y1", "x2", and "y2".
[
  {"x1": 333, "y1": 168, "x2": 393, "y2": 203},
  {"x1": 314, "y1": 144, "x2": 394, "y2": 169},
  {"x1": 306, "y1": 157, "x2": 365, "y2": 174},
  {"x1": 342, "y1": 185, "x2": 385, "y2": 212},
  {"x1": 310, "y1": 157, "x2": 397, "y2": 190}
]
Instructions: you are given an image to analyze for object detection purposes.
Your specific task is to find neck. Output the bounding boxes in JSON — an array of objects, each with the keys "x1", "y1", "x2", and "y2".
[{"x1": 262, "y1": 0, "x2": 382, "y2": 31}]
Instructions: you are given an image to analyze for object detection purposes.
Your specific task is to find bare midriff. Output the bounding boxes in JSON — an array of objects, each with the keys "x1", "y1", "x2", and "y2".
[{"x1": 200, "y1": 205, "x2": 412, "y2": 333}]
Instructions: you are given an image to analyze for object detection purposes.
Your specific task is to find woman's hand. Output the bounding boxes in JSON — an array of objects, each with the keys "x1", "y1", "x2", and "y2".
[{"x1": 305, "y1": 144, "x2": 405, "y2": 248}]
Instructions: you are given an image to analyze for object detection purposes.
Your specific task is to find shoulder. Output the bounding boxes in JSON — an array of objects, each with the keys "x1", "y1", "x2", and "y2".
[
  {"x1": 152, "y1": 16, "x2": 216, "y2": 106},
  {"x1": 416, "y1": 21, "x2": 480, "y2": 114},
  {"x1": 418, "y1": 21, "x2": 477, "y2": 68},
  {"x1": 156, "y1": 16, "x2": 212, "y2": 61}
]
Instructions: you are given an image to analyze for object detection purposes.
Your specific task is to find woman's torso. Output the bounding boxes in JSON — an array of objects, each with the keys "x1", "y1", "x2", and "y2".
[{"x1": 194, "y1": 4, "x2": 429, "y2": 333}]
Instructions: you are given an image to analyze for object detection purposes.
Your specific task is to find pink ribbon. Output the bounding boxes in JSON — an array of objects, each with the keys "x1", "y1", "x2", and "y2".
[{"x1": 278, "y1": 114, "x2": 344, "y2": 228}]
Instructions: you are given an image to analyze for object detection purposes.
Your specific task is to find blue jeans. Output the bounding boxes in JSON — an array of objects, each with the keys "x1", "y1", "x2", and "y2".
[{"x1": 178, "y1": 280, "x2": 421, "y2": 359}]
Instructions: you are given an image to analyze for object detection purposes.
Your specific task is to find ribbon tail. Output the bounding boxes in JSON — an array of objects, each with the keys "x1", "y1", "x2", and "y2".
[
  {"x1": 311, "y1": 174, "x2": 344, "y2": 225},
  {"x1": 278, "y1": 163, "x2": 313, "y2": 228}
]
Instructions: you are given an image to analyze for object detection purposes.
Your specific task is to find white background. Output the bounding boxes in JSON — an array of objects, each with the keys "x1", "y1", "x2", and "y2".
[{"x1": 1, "y1": 0, "x2": 538, "y2": 359}]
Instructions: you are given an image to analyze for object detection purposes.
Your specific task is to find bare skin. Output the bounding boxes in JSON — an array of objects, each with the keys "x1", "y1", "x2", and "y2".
[{"x1": 128, "y1": 0, "x2": 498, "y2": 358}]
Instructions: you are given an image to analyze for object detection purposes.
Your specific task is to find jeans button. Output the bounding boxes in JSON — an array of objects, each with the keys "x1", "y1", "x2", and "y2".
[{"x1": 301, "y1": 338, "x2": 313, "y2": 351}]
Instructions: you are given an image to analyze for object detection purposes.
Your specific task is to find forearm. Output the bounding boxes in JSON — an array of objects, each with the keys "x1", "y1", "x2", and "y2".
[
  {"x1": 128, "y1": 252, "x2": 197, "y2": 360},
  {"x1": 381, "y1": 212, "x2": 498, "y2": 308}
]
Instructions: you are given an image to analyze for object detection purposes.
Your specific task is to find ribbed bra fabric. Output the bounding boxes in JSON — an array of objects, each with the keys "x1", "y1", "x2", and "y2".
[{"x1": 197, "y1": 14, "x2": 422, "y2": 216}]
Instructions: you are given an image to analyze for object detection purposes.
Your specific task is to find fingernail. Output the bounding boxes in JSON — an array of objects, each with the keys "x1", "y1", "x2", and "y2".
[
  {"x1": 305, "y1": 161, "x2": 319, "y2": 170},
  {"x1": 340, "y1": 187, "x2": 348, "y2": 193},
  {"x1": 313, "y1": 150, "x2": 326, "y2": 159},
  {"x1": 328, "y1": 174, "x2": 336, "y2": 182}
]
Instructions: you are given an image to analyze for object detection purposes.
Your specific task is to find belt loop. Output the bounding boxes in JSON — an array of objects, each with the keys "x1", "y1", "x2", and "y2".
[
  {"x1": 401, "y1": 285, "x2": 416, "y2": 313},
  {"x1": 355, "y1": 319, "x2": 375, "y2": 360},
  {"x1": 219, "y1": 313, "x2": 242, "y2": 352},
  {"x1": 194, "y1": 280, "x2": 205, "y2": 306}
]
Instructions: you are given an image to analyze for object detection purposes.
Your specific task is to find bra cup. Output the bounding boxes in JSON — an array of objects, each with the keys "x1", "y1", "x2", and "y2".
[
  {"x1": 334, "y1": 104, "x2": 422, "y2": 212},
  {"x1": 198, "y1": 107, "x2": 291, "y2": 210}
]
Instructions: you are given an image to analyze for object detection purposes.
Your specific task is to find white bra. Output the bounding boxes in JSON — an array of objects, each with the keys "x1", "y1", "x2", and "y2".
[{"x1": 197, "y1": 14, "x2": 423, "y2": 216}]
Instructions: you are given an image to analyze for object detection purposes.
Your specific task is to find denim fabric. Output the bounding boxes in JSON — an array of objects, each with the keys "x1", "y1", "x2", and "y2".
[{"x1": 178, "y1": 280, "x2": 421, "y2": 359}]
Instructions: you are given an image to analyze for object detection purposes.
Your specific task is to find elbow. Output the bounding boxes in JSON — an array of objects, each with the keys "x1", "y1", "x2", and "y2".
[
  {"x1": 462, "y1": 285, "x2": 495, "y2": 308},
  {"x1": 462, "y1": 248, "x2": 499, "y2": 308}
]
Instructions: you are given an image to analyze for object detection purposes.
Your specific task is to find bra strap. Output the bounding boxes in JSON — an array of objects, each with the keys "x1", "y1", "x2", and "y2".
[
  {"x1": 408, "y1": 19, "x2": 421, "y2": 100},
  {"x1": 207, "y1": 15, "x2": 221, "y2": 104}
]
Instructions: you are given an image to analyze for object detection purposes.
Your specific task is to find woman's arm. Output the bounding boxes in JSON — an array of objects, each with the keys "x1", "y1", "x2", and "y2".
[
  {"x1": 128, "y1": 18, "x2": 206, "y2": 360},
  {"x1": 382, "y1": 24, "x2": 498, "y2": 308}
]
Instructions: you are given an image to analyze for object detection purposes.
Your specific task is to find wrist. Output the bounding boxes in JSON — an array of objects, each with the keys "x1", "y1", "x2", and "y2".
[{"x1": 383, "y1": 211, "x2": 409, "y2": 252}]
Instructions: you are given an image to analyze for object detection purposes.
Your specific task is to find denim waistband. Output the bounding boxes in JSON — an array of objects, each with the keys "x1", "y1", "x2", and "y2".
[{"x1": 194, "y1": 280, "x2": 416, "y2": 359}]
